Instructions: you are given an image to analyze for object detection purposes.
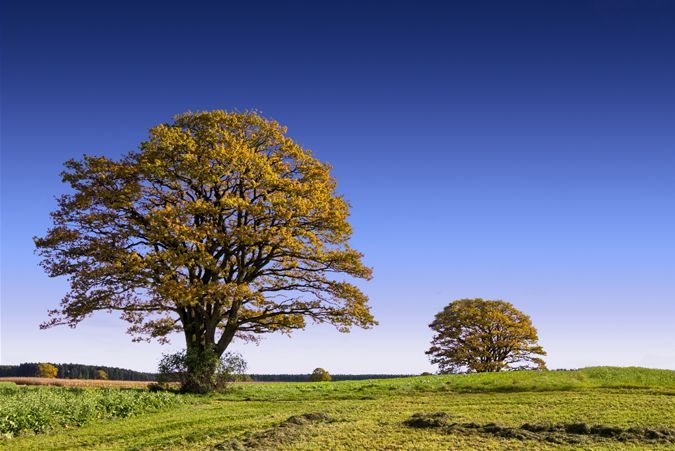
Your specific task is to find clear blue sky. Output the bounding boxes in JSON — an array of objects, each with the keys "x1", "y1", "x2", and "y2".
[{"x1": 1, "y1": 1, "x2": 673, "y2": 373}]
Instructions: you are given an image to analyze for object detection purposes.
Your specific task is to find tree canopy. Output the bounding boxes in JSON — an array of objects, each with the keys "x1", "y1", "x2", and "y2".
[
  {"x1": 426, "y1": 299, "x2": 546, "y2": 373},
  {"x1": 35, "y1": 110, "x2": 375, "y2": 388}
]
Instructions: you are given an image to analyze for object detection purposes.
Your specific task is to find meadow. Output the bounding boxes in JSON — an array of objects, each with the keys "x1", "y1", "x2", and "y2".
[{"x1": 2, "y1": 367, "x2": 674, "y2": 450}]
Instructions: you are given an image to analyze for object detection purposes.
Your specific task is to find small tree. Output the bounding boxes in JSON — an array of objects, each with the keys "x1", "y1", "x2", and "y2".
[
  {"x1": 426, "y1": 298, "x2": 547, "y2": 373},
  {"x1": 37, "y1": 363, "x2": 58, "y2": 378},
  {"x1": 309, "y1": 367, "x2": 331, "y2": 382},
  {"x1": 97, "y1": 369, "x2": 109, "y2": 380}
]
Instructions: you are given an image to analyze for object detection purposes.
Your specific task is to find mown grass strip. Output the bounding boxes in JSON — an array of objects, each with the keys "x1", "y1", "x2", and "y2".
[{"x1": 404, "y1": 411, "x2": 675, "y2": 445}]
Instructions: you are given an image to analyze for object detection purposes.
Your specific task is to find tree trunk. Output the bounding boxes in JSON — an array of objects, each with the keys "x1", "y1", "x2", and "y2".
[
  {"x1": 181, "y1": 314, "x2": 216, "y2": 393},
  {"x1": 179, "y1": 309, "x2": 236, "y2": 393}
]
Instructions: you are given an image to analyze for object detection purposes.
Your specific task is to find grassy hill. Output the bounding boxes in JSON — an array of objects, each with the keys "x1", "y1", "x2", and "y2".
[{"x1": 2, "y1": 367, "x2": 674, "y2": 449}]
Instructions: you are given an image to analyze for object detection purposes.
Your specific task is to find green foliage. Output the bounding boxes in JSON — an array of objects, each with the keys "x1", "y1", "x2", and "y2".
[
  {"x1": 158, "y1": 348, "x2": 247, "y2": 393},
  {"x1": 36, "y1": 363, "x2": 58, "y2": 379},
  {"x1": 309, "y1": 368, "x2": 332, "y2": 382},
  {"x1": 427, "y1": 299, "x2": 547, "y2": 373},
  {"x1": 96, "y1": 370, "x2": 108, "y2": 380},
  {"x1": 0, "y1": 386, "x2": 183, "y2": 437}
]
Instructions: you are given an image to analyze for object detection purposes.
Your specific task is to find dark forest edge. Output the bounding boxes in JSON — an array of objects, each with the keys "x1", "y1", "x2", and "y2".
[
  {"x1": 0, "y1": 363, "x2": 155, "y2": 381},
  {"x1": 0, "y1": 363, "x2": 414, "y2": 382}
]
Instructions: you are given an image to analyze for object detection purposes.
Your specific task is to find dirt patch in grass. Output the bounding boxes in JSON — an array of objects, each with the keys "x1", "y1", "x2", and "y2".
[
  {"x1": 215, "y1": 412, "x2": 334, "y2": 450},
  {"x1": 404, "y1": 412, "x2": 675, "y2": 445}
]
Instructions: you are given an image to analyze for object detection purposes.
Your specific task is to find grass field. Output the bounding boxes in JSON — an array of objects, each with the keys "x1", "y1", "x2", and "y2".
[{"x1": 2, "y1": 367, "x2": 674, "y2": 450}]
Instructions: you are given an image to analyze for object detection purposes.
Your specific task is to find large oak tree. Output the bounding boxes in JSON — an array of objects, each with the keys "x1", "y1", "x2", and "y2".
[
  {"x1": 35, "y1": 111, "x2": 375, "y2": 389},
  {"x1": 426, "y1": 299, "x2": 546, "y2": 373}
]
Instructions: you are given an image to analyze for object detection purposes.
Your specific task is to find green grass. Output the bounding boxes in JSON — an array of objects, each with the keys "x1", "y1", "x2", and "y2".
[
  {"x1": 580, "y1": 366, "x2": 675, "y2": 388},
  {"x1": 2, "y1": 367, "x2": 674, "y2": 450}
]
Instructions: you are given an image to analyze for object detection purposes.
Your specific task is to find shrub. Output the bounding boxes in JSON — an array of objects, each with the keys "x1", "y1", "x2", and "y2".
[
  {"x1": 97, "y1": 369, "x2": 108, "y2": 380},
  {"x1": 158, "y1": 347, "x2": 247, "y2": 393},
  {"x1": 309, "y1": 368, "x2": 332, "y2": 382}
]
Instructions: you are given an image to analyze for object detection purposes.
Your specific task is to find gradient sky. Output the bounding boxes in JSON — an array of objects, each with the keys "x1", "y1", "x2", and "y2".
[{"x1": 1, "y1": 1, "x2": 674, "y2": 374}]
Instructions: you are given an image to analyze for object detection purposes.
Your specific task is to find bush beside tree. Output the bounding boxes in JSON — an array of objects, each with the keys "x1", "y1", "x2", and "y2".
[{"x1": 158, "y1": 348, "x2": 247, "y2": 393}]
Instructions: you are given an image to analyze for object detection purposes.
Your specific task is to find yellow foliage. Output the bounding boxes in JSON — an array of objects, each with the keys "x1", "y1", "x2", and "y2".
[
  {"x1": 310, "y1": 368, "x2": 332, "y2": 382},
  {"x1": 35, "y1": 110, "x2": 375, "y2": 357},
  {"x1": 37, "y1": 363, "x2": 58, "y2": 378},
  {"x1": 427, "y1": 299, "x2": 547, "y2": 373}
]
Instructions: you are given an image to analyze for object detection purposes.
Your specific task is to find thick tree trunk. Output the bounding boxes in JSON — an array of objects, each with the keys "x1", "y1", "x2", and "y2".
[{"x1": 178, "y1": 307, "x2": 208, "y2": 392}]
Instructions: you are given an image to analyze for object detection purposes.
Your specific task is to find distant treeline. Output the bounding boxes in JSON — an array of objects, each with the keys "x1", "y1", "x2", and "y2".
[
  {"x1": 249, "y1": 374, "x2": 414, "y2": 382},
  {"x1": 0, "y1": 363, "x2": 414, "y2": 382},
  {"x1": 0, "y1": 363, "x2": 156, "y2": 381}
]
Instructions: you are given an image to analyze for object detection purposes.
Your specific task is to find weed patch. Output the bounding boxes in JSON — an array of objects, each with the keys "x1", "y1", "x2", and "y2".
[{"x1": 0, "y1": 386, "x2": 184, "y2": 437}]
